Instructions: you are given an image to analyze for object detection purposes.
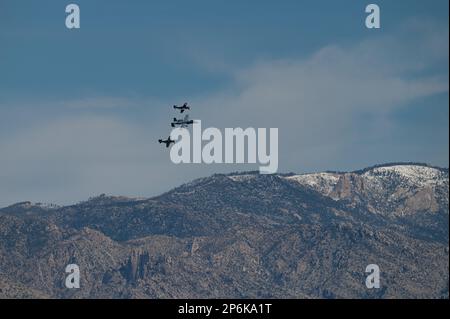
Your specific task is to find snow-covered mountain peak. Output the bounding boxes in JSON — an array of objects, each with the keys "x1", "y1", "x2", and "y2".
[
  {"x1": 280, "y1": 163, "x2": 448, "y2": 216},
  {"x1": 363, "y1": 165, "x2": 447, "y2": 187}
]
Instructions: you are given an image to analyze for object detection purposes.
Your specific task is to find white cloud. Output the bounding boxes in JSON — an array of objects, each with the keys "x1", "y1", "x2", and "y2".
[{"x1": 192, "y1": 21, "x2": 448, "y2": 171}]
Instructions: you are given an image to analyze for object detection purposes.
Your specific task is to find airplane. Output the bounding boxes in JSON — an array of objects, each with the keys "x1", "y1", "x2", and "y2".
[
  {"x1": 173, "y1": 102, "x2": 190, "y2": 113},
  {"x1": 171, "y1": 114, "x2": 194, "y2": 128},
  {"x1": 158, "y1": 136, "x2": 175, "y2": 148}
]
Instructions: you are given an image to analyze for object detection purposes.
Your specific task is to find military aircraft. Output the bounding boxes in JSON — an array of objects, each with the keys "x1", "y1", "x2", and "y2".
[
  {"x1": 158, "y1": 136, "x2": 175, "y2": 148},
  {"x1": 173, "y1": 102, "x2": 190, "y2": 113},
  {"x1": 171, "y1": 114, "x2": 194, "y2": 128}
]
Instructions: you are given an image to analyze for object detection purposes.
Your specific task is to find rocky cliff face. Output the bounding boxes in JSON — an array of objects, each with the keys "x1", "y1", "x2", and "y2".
[
  {"x1": 0, "y1": 163, "x2": 448, "y2": 298},
  {"x1": 285, "y1": 164, "x2": 448, "y2": 214}
]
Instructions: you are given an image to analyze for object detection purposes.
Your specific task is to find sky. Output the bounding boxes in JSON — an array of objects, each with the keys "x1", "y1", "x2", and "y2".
[{"x1": 0, "y1": 0, "x2": 448, "y2": 206}]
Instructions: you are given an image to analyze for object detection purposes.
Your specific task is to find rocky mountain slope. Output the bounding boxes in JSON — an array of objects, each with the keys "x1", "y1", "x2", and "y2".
[{"x1": 0, "y1": 163, "x2": 448, "y2": 298}]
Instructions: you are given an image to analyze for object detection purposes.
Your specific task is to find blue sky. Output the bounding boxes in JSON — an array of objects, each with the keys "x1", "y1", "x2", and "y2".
[{"x1": 0, "y1": 0, "x2": 448, "y2": 206}]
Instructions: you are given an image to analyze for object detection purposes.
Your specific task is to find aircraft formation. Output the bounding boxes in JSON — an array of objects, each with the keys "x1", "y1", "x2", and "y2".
[{"x1": 158, "y1": 102, "x2": 194, "y2": 148}]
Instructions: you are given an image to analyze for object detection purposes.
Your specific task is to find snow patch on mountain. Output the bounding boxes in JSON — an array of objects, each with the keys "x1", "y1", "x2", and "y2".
[
  {"x1": 284, "y1": 173, "x2": 340, "y2": 196},
  {"x1": 228, "y1": 174, "x2": 258, "y2": 182},
  {"x1": 364, "y1": 165, "x2": 447, "y2": 187}
]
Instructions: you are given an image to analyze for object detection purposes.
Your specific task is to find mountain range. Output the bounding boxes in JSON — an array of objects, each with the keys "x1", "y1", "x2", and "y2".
[{"x1": 0, "y1": 163, "x2": 448, "y2": 298}]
